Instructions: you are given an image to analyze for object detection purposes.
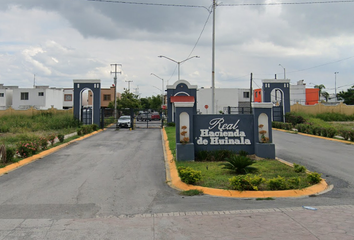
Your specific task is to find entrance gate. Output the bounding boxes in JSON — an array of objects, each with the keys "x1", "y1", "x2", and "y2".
[
  {"x1": 272, "y1": 106, "x2": 283, "y2": 122},
  {"x1": 133, "y1": 109, "x2": 163, "y2": 129}
]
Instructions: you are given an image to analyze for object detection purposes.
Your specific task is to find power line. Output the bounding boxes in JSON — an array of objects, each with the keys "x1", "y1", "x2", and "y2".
[
  {"x1": 188, "y1": 5, "x2": 213, "y2": 57},
  {"x1": 220, "y1": 0, "x2": 354, "y2": 6},
  {"x1": 87, "y1": 0, "x2": 210, "y2": 11}
]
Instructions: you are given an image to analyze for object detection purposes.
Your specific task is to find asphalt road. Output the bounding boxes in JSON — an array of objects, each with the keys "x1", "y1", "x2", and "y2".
[{"x1": 1, "y1": 127, "x2": 354, "y2": 239}]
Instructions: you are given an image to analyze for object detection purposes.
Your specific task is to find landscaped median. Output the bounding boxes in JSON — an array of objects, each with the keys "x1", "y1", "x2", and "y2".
[
  {"x1": 162, "y1": 127, "x2": 329, "y2": 198},
  {"x1": 0, "y1": 129, "x2": 104, "y2": 177}
]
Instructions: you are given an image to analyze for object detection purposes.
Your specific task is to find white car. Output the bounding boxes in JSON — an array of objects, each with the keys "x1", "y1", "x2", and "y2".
[{"x1": 117, "y1": 115, "x2": 131, "y2": 128}]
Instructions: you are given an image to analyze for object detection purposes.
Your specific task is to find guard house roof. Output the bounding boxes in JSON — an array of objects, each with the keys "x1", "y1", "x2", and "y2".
[{"x1": 170, "y1": 96, "x2": 195, "y2": 103}]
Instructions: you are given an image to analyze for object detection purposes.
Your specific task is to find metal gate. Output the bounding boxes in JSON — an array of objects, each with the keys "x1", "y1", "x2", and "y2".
[
  {"x1": 272, "y1": 106, "x2": 283, "y2": 122},
  {"x1": 100, "y1": 108, "x2": 115, "y2": 128},
  {"x1": 133, "y1": 109, "x2": 163, "y2": 129},
  {"x1": 81, "y1": 106, "x2": 92, "y2": 125}
]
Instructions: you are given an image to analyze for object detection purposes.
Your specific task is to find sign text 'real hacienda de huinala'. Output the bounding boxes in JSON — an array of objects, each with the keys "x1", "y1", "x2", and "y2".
[{"x1": 196, "y1": 118, "x2": 251, "y2": 145}]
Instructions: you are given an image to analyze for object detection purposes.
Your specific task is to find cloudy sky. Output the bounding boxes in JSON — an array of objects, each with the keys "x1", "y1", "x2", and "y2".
[{"x1": 0, "y1": 0, "x2": 353, "y2": 97}]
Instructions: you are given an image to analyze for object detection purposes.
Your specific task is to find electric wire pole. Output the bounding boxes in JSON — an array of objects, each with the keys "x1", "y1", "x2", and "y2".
[
  {"x1": 211, "y1": 0, "x2": 216, "y2": 114},
  {"x1": 111, "y1": 64, "x2": 122, "y2": 120},
  {"x1": 125, "y1": 80, "x2": 133, "y2": 92}
]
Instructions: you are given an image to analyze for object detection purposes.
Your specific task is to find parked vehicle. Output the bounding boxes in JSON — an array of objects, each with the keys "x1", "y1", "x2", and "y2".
[
  {"x1": 151, "y1": 112, "x2": 160, "y2": 121},
  {"x1": 137, "y1": 112, "x2": 151, "y2": 121},
  {"x1": 117, "y1": 115, "x2": 131, "y2": 128}
]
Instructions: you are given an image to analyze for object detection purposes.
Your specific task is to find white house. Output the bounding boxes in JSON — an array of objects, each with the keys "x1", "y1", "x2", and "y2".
[
  {"x1": 63, "y1": 88, "x2": 73, "y2": 109},
  {"x1": 197, "y1": 88, "x2": 251, "y2": 114},
  {"x1": 290, "y1": 80, "x2": 307, "y2": 105},
  {"x1": 0, "y1": 84, "x2": 17, "y2": 110},
  {"x1": 12, "y1": 86, "x2": 64, "y2": 110}
]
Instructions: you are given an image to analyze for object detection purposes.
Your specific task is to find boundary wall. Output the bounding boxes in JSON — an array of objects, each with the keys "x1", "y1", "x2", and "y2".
[{"x1": 291, "y1": 102, "x2": 354, "y2": 115}]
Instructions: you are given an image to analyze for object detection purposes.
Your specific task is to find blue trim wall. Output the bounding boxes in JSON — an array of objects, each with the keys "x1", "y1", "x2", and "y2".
[{"x1": 73, "y1": 80, "x2": 101, "y2": 126}]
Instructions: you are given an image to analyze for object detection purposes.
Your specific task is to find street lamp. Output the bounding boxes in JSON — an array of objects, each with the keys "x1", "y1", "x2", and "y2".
[
  {"x1": 279, "y1": 64, "x2": 286, "y2": 79},
  {"x1": 151, "y1": 73, "x2": 164, "y2": 105},
  {"x1": 335, "y1": 72, "x2": 339, "y2": 101},
  {"x1": 158, "y1": 55, "x2": 200, "y2": 80}
]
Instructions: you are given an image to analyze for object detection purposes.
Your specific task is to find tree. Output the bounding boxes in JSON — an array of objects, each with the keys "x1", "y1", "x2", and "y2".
[
  {"x1": 337, "y1": 86, "x2": 354, "y2": 105},
  {"x1": 139, "y1": 98, "x2": 150, "y2": 109},
  {"x1": 314, "y1": 84, "x2": 326, "y2": 98},
  {"x1": 116, "y1": 90, "x2": 141, "y2": 109},
  {"x1": 149, "y1": 95, "x2": 162, "y2": 110}
]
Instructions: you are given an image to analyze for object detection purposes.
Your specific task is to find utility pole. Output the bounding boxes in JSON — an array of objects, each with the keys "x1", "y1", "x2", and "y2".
[
  {"x1": 335, "y1": 72, "x2": 339, "y2": 101},
  {"x1": 211, "y1": 0, "x2": 216, "y2": 114},
  {"x1": 250, "y1": 73, "x2": 253, "y2": 114},
  {"x1": 33, "y1": 74, "x2": 36, "y2": 88},
  {"x1": 111, "y1": 64, "x2": 122, "y2": 120},
  {"x1": 125, "y1": 80, "x2": 133, "y2": 92}
]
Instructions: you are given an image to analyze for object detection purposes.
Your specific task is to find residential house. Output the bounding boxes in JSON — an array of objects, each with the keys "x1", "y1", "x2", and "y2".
[
  {"x1": 0, "y1": 84, "x2": 17, "y2": 110},
  {"x1": 12, "y1": 86, "x2": 63, "y2": 110}
]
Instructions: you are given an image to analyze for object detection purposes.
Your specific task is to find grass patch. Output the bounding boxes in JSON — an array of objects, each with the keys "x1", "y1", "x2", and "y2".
[
  {"x1": 179, "y1": 189, "x2": 203, "y2": 196},
  {"x1": 176, "y1": 159, "x2": 311, "y2": 190},
  {"x1": 164, "y1": 126, "x2": 176, "y2": 157}
]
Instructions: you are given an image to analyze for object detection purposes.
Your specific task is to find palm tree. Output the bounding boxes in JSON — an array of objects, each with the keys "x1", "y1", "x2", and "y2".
[{"x1": 314, "y1": 84, "x2": 326, "y2": 99}]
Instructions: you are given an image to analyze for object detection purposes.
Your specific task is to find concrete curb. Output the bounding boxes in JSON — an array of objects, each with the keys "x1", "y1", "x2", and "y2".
[
  {"x1": 0, "y1": 127, "x2": 108, "y2": 177},
  {"x1": 162, "y1": 127, "x2": 330, "y2": 198},
  {"x1": 273, "y1": 128, "x2": 354, "y2": 145}
]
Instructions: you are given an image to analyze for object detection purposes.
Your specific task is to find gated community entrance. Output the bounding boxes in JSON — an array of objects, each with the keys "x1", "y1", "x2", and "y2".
[
  {"x1": 73, "y1": 79, "x2": 163, "y2": 129},
  {"x1": 166, "y1": 79, "x2": 291, "y2": 161}
]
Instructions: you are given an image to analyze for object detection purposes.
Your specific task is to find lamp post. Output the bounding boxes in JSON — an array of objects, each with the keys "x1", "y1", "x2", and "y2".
[
  {"x1": 158, "y1": 55, "x2": 200, "y2": 80},
  {"x1": 335, "y1": 72, "x2": 339, "y2": 101},
  {"x1": 151, "y1": 73, "x2": 164, "y2": 105},
  {"x1": 279, "y1": 64, "x2": 286, "y2": 79}
]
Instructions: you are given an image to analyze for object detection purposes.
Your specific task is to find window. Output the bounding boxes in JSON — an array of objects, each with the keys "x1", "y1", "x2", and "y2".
[
  {"x1": 0, "y1": 93, "x2": 4, "y2": 97},
  {"x1": 103, "y1": 94, "x2": 111, "y2": 101},
  {"x1": 38, "y1": 92, "x2": 44, "y2": 96},
  {"x1": 21, "y1": 92, "x2": 29, "y2": 100},
  {"x1": 64, "y1": 94, "x2": 72, "y2": 101},
  {"x1": 243, "y1": 91, "x2": 250, "y2": 98}
]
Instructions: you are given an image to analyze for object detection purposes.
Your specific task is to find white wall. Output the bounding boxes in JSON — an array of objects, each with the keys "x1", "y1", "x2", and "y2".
[
  {"x1": 44, "y1": 88, "x2": 64, "y2": 109},
  {"x1": 290, "y1": 84, "x2": 306, "y2": 105},
  {"x1": 12, "y1": 87, "x2": 63, "y2": 110},
  {"x1": 63, "y1": 89, "x2": 73, "y2": 109},
  {"x1": 197, "y1": 88, "x2": 239, "y2": 114},
  {"x1": 0, "y1": 89, "x2": 5, "y2": 110}
]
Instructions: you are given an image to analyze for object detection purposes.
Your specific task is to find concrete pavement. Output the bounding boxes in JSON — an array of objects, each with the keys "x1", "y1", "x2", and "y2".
[{"x1": 1, "y1": 205, "x2": 353, "y2": 239}]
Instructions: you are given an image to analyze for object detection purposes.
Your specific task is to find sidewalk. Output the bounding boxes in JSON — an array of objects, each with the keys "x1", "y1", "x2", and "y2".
[{"x1": 1, "y1": 205, "x2": 353, "y2": 239}]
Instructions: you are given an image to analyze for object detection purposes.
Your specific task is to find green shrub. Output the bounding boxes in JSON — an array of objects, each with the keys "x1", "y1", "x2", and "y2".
[
  {"x1": 17, "y1": 141, "x2": 39, "y2": 158},
  {"x1": 92, "y1": 124, "x2": 99, "y2": 131},
  {"x1": 177, "y1": 166, "x2": 202, "y2": 184},
  {"x1": 268, "y1": 176, "x2": 288, "y2": 190},
  {"x1": 167, "y1": 122, "x2": 175, "y2": 127},
  {"x1": 47, "y1": 134, "x2": 56, "y2": 146},
  {"x1": 307, "y1": 172, "x2": 322, "y2": 184},
  {"x1": 349, "y1": 130, "x2": 354, "y2": 142},
  {"x1": 238, "y1": 150, "x2": 248, "y2": 157},
  {"x1": 320, "y1": 126, "x2": 337, "y2": 138},
  {"x1": 220, "y1": 155, "x2": 256, "y2": 174},
  {"x1": 195, "y1": 150, "x2": 234, "y2": 162},
  {"x1": 293, "y1": 163, "x2": 306, "y2": 173},
  {"x1": 229, "y1": 174, "x2": 265, "y2": 191},
  {"x1": 4, "y1": 146, "x2": 15, "y2": 163},
  {"x1": 288, "y1": 177, "x2": 301, "y2": 189},
  {"x1": 39, "y1": 137, "x2": 48, "y2": 150},
  {"x1": 285, "y1": 112, "x2": 306, "y2": 126},
  {"x1": 339, "y1": 130, "x2": 350, "y2": 140},
  {"x1": 77, "y1": 128, "x2": 83, "y2": 136},
  {"x1": 57, "y1": 134, "x2": 65, "y2": 143}
]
